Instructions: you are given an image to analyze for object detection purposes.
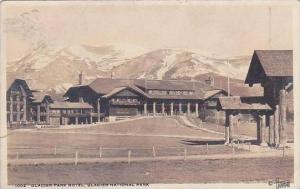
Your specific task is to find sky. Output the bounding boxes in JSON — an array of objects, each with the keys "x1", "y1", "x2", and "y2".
[{"x1": 2, "y1": 2, "x2": 294, "y2": 61}]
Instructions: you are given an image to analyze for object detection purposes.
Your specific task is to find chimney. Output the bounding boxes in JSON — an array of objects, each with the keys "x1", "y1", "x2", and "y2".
[
  {"x1": 205, "y1": 76, "x2": 214, "y2": 86},
  {"x1": 79, "y1": 71, "x2": 83, "y2": 85}
]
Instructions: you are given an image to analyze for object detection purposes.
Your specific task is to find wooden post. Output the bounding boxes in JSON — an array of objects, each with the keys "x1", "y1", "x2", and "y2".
[
  {"x1": 46, "y1": 104, "x2": 50, "y2": 124},
  {"x1": 269, "y1": 114, "x2": 275, "y2": 146},
  {"x1": 97, "y1": 98, "x2": 101, "y2": 122},
  {"x1": 170, "y1": 102, "x2": 174, "y2": 116},
  {"x1": 279, "y1": 88, "x2": 287, "y2": 147},
  {"x1": 23, "y1": 97, "x2": 27, "y2": 121},
  {"x1": 216, "y1": 111, "x2": 220, "y2": 125},
  {"x1": 236, "y1": 115, "x2": 239, "y2": 139},
  {"x1": 195, "y1": 103, "x2": 199, "y2": 117},
  {"x1": 256, "y1": 114, "x2": 261, "y2": 144},
  {"x1": 153, "y1": 102, "x2": 156, "y2": 116},
  {"x1": 162, "y1": 102, "x2": 165, "y2": 115},
  {"x1": 206, "y1": 143, "x2": 209, "y2": 153},
  {"x1": 260, "y1": 114, "x2": 268, "y2": 146},
  {"x1": 9, "y1": 95, "x2": 13, "y2": 123},
  {"x1": 248, "y1": 143, "x2": 251, "y2": 151},
  {"x1": 225, "y1": 111, "x2": 230, "y2": 144},
  {"x1": 99, "y1": 147, "x2": 102, "y2": 158},
  {"x1": 90, "y1": 114, "x2": 93, "y2": 124},
  {"x1": 75, "y1": 151, "x2": 78, "y2": 165},
  {"x1": 152, "y1": 146, "x2": 156, "y2": 157},
  {"x1": 179, "y1": 103, "x2": 182, "y2": 114},
  {"x1": 37, "y1": 104, "x2": 41, "y2": 124},
  {"x1": 128, "y1": 150, "x2": 131, "y2": 164},
  {"x1": 229, "y1": 114, "x2": 234, "y2": 143},
  {"x1": 144, "y1": 103, "x2": 147, "y2": 115},
  {"x1": 16, "y1": 95, "x2": 21, "y2": 122},
  {"x1": 274, "y1": 105, "x2": 280, "y2": 147},
  {"x1": 184, "y1": 148, "x2": 187, "y2": 161},
  {"x1": 75, "y1": 116, "x2": 79, "y2": 125},
  {"x1": 187, "y1": 102, "x2": 191, "y2": 115}
]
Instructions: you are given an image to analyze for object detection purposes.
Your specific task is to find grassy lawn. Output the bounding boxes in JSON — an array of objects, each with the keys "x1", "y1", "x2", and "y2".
[
  {"x1": 8, "y1": 117, "x2": 236, "y2": 159},
  {"x1": 8, "y1": 117, "x2": 224, "y2": 149},
  {"x1": 7, "y1": 117, "x2": 294, "y2": 184},
  {"x1": 8, "y1": 157, "x2": 293, "y2": 184}
]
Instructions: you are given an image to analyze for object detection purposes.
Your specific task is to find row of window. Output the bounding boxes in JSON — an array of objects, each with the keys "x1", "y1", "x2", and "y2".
[
  {"x1": 111, "y1": 98, "x2": 139, "y2": 103},
  {"x1": 7, "y1": 104, "x2": 26, "y2": 112},
  {"x1": 50, "y1": 109, "x2": 91, "y2": 114},
  {"x1": 7, "y1": 95, "x2": 26, "y2": 101},
  {"x1": 148, "y1": 90, "x2": 194, "y2": 96}
]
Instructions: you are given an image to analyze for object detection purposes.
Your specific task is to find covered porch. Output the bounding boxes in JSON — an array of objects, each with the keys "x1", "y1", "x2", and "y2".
[{"x1": 217, "y1": 96, "x2": 272, "y2": 145}]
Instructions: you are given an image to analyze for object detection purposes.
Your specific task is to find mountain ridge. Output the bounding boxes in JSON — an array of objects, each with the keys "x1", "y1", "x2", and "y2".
[{"x1": 7, "y1": 44, "x2": 256, "y2": 95}]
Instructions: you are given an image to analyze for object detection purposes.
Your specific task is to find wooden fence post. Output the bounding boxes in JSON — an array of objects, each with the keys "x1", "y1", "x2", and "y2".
[
  {"x1": 206, "y1": 143, "x2": 209, "y2": 154},
  {"x1": 152, "y1": 146, "x2": 156, "y2": 157},
  {"x1": 184, "y1": 148, "x2": 187, "y2": 161},
  {"x1": 99, "y1": 147, "x2": 102, "y2": 158},
  {"x1": 75, "y1": 151, "x2": 78, "y2": 165},
  {"x1": 128, "y1": 150, "x2": 131, "y2": 164}
]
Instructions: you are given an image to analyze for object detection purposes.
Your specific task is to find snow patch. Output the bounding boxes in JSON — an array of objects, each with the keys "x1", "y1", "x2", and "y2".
[{"x1": 155, "y1": 52, "x2": 178, "y2": 79}]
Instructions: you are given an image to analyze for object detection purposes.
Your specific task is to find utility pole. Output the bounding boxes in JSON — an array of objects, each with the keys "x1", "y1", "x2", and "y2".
[
  {"x1": 268, "y1": 7, "x2": 272, "y2": 49},
  {"x1": 227, "y1": 59, "x2": 230, "y2": 96}
]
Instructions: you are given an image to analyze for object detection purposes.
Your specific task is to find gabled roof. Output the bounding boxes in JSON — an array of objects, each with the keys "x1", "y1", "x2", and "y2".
[
  {"x1": 7, "y1": 79, "x2": 33, "y2": 97},
  {"x1": 88, "y1": 78, "x2": 135, "y2": 94},
  {"x1": 103, "y1": 85, "x2": 149, "y2": 98},
  {"x1": 203, "y1": 89, "x2": 227, "y2": 100},
  {"x1": 134, "y1": 79, "x2": 213, "y2": 91},
  {"x1": 64, "y1": 78, "x2": 215, "y2": 100},
  {"x1": 245, "y1": 50, "x2": 293, "y2": 84},
  {"x1": 63, "y1": 85, "x2": 97, "y2": 98},
  {"x1": 218, "y1": 96, "x2": 271, "y2": 111},
  {"x1": 32, "y1": 92, "x2": 54, "y2": 103},
  {"x1": 50, "y1": 102, "x2": 93, "y2": 109}
]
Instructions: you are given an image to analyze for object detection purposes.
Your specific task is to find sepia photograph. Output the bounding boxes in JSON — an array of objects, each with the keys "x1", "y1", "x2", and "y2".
[{"x1": 0, "y1": 1, "x2": 298, "y2": 188}]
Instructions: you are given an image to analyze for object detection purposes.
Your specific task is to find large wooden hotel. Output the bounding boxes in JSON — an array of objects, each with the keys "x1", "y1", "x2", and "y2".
[{"x1": 7, "y1": 77, "x2": 226, "y2": 126}]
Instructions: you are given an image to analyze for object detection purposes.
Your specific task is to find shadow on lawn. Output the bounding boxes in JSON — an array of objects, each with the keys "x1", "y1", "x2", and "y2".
[
  {"x1": 181, "y1": 139, "x2": 258, "y2": 146},
  {"x1": 181, "y1": 140, "x2": 225, "y2": 145}
]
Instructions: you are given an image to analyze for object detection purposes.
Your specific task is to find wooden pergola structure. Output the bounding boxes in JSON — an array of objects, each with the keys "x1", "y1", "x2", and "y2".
[
  {"x1": 245, "y1": 50, "x2": 293, "y2": 147},
  {"x1": 217, "y1": 96, "x2": 272, "y2": 145}
]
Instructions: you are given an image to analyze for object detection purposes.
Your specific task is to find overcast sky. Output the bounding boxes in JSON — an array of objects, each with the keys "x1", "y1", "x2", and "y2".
[{"x1": 2, "y1": 2, "x2": 294, "y2": 61}]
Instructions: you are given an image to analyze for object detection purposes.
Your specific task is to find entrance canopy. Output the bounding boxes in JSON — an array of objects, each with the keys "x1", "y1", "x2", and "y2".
[{"x1": 217, "y1": 96, "x2": 272, "y2": 112}]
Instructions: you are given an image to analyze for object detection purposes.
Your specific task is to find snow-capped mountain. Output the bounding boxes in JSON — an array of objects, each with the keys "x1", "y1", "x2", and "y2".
[{"x1": 7, "y1": 44, "x2": 252, "y2": 94}]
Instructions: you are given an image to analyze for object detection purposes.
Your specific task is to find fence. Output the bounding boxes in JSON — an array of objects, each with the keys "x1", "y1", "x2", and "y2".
[{"x1": 8, "y1": 144, "x2": 248, "y2": 162}]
